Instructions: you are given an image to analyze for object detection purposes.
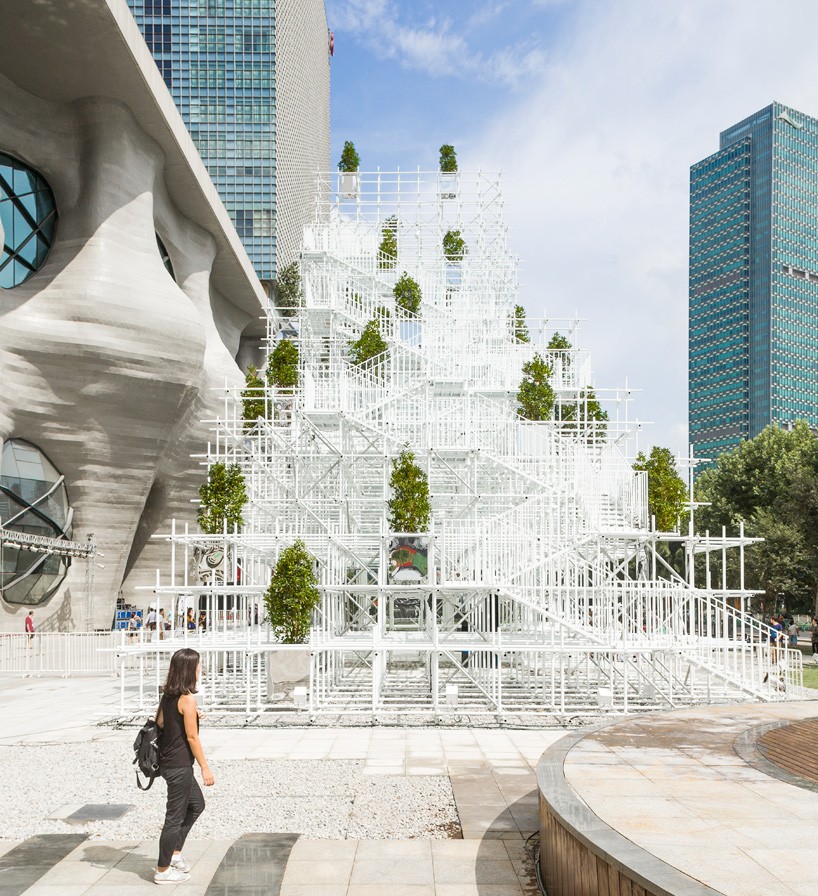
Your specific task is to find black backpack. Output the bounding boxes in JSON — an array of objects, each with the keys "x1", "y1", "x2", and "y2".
[{"x1": 133, "y1": 717, "x2": 161, "y2": 790}]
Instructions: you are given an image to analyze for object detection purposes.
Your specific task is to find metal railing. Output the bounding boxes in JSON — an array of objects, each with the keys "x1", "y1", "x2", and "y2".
[{"x1": 0, "y1": 631, "x2": 120, "y2": 676}]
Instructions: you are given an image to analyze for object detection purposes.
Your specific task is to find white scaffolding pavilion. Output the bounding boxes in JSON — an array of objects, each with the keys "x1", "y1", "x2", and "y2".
[{"x1": 132, "y1": 170, "x2": 802, "y2": 722}]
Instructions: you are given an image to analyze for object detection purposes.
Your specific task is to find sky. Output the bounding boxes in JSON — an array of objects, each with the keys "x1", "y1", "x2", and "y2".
[{"x1": 324, "y1": 0, "x2": 818, "y2": 459}]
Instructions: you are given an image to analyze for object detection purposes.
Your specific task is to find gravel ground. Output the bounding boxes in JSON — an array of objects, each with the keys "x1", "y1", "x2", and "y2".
[{"x1": 0, "y1": 740, "x2": 459, "y2": 841}]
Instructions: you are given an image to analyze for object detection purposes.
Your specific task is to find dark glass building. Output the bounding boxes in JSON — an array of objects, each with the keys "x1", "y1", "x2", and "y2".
[
  {"x1": 689, "y1": 103, "x2": 818, "y2": 461},
  {"x1": 127, "y1": 0, "x2": 330, "y2": 287}
]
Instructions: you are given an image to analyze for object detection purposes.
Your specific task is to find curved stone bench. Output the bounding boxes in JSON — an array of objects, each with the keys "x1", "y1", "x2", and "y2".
[{"x1": 536, "y1": 726, "x2": 721, "y2": 896}]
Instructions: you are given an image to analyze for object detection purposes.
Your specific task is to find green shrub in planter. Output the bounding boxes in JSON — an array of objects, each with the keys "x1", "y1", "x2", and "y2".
[
  {"x1": 443, "y1": 229, "x2": 466, "y2": 262},
  {"x1": 439, "y1": 144, "x2": 458, "y2": 172},
  {"x1": 198, "y1": 462, "x2": 247, "y2": 534},
  {"x1": 267, "y1": 339, "x2": 299, "y2": 388},
  {"x1": 276, "y1": 262, "x2": 302, "y2": 317},
  {"x1": 338, "y1": 141, "x2": 360, "y2": 172},
  {"x1": 512, "y1": 304, "x2": 530, "y2": 343},
  {"x1": 387, "y1": 447, "x2": 431, "y2": 533},
  {"x1": 378, "y1": 217, "x2": 398, "y2": 270},
  {"x1": 242, "y1": 364, "x2": 266, "y2": 424},
  {"x1": 517, "y1": 353, "x2": 555, "y2": 421},
  {"x1": 349, "y1": 310, "x2": 389, "y2": 367},
  {"x1": 265, "y1": 539, "x2": 321, "y2": 644},
  {"x1": 394, "y1": 272, "x2": 422, "y2": 316}
]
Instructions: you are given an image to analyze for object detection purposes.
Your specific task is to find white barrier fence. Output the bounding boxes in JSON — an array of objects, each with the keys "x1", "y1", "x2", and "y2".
[{"x1": 0, "y1": 632, "x2": 121, "y2": 676}]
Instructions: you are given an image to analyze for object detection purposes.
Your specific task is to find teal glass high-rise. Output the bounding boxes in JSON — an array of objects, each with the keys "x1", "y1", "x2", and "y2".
[
  {"x1": 127, "y1": 0, "x2": 277, "y2": 283},
  {"x1": 689, "y1": 103, "x2": 818, "y2": 462}
]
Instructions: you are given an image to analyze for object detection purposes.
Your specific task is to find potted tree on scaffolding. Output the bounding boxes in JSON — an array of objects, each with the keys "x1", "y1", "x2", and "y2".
[
  {"x1": 264, "y1": 539, "x2": 321, "y2": 699},
  {"x1": 439, "y1": 144, "x2": 457, "y2": 199},
  {"x1": 195, "y1": 463, "x2": 248, "y2": 632},
  {"x1": 338, "y1": 140, "x2": 360, "y2": 198},
  {"x1": 442, "y1": 229, "x2": 466, "y2": 288},
  {"x1": 387, "y1": 448, "x2": 431, "y2": 628}
]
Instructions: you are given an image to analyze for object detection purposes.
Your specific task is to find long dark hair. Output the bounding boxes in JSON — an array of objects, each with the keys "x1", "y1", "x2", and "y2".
[{"x1": 163, "y1": 647, "x2": 200, "y2": 698}]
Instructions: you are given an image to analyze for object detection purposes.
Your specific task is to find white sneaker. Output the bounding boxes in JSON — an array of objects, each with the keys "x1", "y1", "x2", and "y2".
[
  {"x1": 171, "y1": 855, "x2": 191, "y2": 873},
  {"x1": 154, "y1": 866, "x2": 190, "y2": 885}
]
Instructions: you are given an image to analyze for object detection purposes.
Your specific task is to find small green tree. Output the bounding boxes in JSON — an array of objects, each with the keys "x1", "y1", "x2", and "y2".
[
  {"x1": 557, "y1": 390, "x2": 608, "y2": 444},
  {"x1": 442, "y1": 229, "x2": 466, "y2": 262},
  {"x1": 511, "y1": 304, "x2": 530, "y2": 343},
  {"x1": 548, "y1": 332, "x2": 571, "y2": 352},
  {"x1": 378, "y1": 217, "x2": 398, "y2": 270},
  {"x1": 264, "y1": 539, "x2": 321, "y2": 643},
  {"x1": 242, "y1": 365, "x2": 266, "y2": 425},
  {"x1": 517, "y1": 353, "x2": 554, "y2": 421},
  {"x1": 267, "y1": 339, "x2": 299, "y2": 388},
  {"x1": 275, "y1": 262, "x2": 302, "y2": 317},
  {"x1": 338, "y1": 140, "x2": 360, "y2": 172},
  {"x1": 198, "y1": 462, "x2": 247, "y2": 534},
  {"x1": 349, "y1": 311, "x2": 389, "y2": 367},
  {"x1": 393, "y1": 272, "x2": 422, "y2": 315},
  {"x1": 633, "y1": 447, "x2": 688, "y2": 532},
  {"x1": 388, "y1": 448, "x2": 431, "y2": 532},
  {"x1": 439, "y1": 144, "x2": 458, "y2": 172}
]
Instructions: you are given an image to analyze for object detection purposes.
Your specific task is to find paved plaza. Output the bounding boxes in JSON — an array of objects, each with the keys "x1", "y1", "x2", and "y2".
[{"x1": 0, "y1": 676, "x2": 561, "y2": 895}]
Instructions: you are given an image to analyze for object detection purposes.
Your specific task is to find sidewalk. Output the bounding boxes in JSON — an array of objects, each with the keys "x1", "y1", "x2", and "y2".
[{"x1": 0, "y1": 676, "x2": 561, "y2": 895}]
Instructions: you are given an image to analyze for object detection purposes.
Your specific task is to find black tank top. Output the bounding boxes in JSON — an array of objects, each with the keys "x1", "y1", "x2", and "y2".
[{"x1": 159, "y1": 695, "x2": 196, "y2": 768}]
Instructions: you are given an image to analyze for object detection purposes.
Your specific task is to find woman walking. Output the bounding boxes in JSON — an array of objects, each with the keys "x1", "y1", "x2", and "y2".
[{"x1": 154, "y1": 647, "x2": 214, "y2": 885}]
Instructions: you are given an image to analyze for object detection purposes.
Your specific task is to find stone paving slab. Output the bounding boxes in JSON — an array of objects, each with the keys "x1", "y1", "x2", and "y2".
[
  {"x1": 3, "y1": 836, "x2": 537, "y2": 896},
  {"x1": 559, "y1": 701, "x2": 818, "y2": 896}
]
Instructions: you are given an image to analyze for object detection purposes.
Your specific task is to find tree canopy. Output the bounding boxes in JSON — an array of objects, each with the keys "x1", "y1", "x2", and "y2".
[
  {"x1": 633, "y1": 446, "x2": 688, "y2": 532},
  {"x1": 198, "y1": 462, "x2": 247, "y2": 534},
  {"x1": 275, "y1": 262, "x2": 302, "y2": 316},
  {"x1": 338, "y1": 140, "x2": 360, "y2": 172},
  {"x1": 387, "y1": 447, "x2": 431, "y2": 533},
  {"x1": 393, "y1": 272, "x2": 422, "y2": 316},
  {"x1": 517, "y1": 353, "x2": 554, "y2": 421},
  {"x1": 241, "y1": 365, "x2": 265, "y2": 425},
  {"x1": 695, "y1": 421, "x2": 818, "y2": 615},
  {"x1": 349, "y1": 311, "x2": 389, "y2": 368},
  {"x1": 439, "y1": 144, "x2": 458, "y2": 172},
  {"x1": 264, "y1": 539, "x2": 321, "y2": 643},
  {"x1": 378, "y1": 217, "x2": 398, "y2": 269},
  {"x1": 512, "y1": 304, "x2": 530, "y2": 343},
  {"x1": 267, "y1": 339, "x2": 299, "y2": 388}
]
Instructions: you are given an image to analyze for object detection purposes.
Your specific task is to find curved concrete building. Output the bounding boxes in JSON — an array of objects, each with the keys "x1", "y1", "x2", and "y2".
[{"x1": 0, "y1": 0, "x2": 272, "y2": 630}]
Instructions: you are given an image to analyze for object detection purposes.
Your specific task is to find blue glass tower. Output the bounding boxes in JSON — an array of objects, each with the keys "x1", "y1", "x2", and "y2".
[
  {"x1": 689, "y1": 103, "x2": 818, "y2": 461},
  {"x1": 127, "y1": 0, "x2": 277, "y2": 283}
]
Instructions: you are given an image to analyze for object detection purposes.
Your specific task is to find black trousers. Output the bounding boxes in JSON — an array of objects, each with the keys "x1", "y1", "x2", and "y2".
[{"x1": 158, "y1": 766, "x2": 205, "y2": 868}]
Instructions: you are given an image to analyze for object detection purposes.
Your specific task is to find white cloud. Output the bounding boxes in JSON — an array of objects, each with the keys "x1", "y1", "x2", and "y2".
[
  {"x1": 470, "y1": 0, "x2": 818, "y2": 457},
  {"x1": 328, "y1": 0, "x2": 546, "y2": 88}
]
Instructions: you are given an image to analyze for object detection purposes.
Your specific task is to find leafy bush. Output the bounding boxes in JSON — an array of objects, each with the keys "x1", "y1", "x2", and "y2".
[
  {"x1": 378, "y1": 217, "x2": 398, "y2": 270},
  {"x1": 517, "y1": 353, "x2": 554, "y2": 421},
  {"x1": 198, "y1": 462, "x2": 247, "y2": 534},
  {"x1": 394, "y1": 272, "x2": 422, "y2": 315},
  {"x1": 349, "y1": 311, "x2": 389, "y2": 367},
  {"x1": 242, "y1": 365, "x2": 266, "y2": 425},
  {"x1": 388, "y1": 448, "x2": 431, "y2": 533},
  {"x1": 267, "y1": 339, "x2": 299, "y2": 388},
  {"x1": 338, "y1": 140, "x2": 360, "y2": 172},
  {"x1": 264, "y1": 539, "x2": 321, "y2": 643},
  {"x1": 442, "y1": 229, "x2": 466, "y2": 261},
  {"x1": 439, "y1": 144, "x2": 458, "y2": 172},
  {"x1": 512, "y1": 305, "x2": 530, "y2": 343},
  {"x1": 276, "y1": 262, "x2": 302, "y2": 317}
]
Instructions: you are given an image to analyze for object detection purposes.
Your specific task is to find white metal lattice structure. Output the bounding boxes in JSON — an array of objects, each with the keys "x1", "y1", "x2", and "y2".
[{"x1": 139, "y1": 170, "x2": 802, "y2": 721}]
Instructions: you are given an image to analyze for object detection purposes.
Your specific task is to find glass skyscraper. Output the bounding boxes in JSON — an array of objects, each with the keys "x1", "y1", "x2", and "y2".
[
  {"x1": 689, "y1": 102, "x2": 818, "y2": 461},
  {"x1": 127, "y1": 0, "x2": 330, "y2": 288}
]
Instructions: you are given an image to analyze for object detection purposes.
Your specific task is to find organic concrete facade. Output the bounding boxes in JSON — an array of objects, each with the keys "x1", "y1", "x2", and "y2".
[{"x1": 0, "y1": 0, "x2": 267, "y2": 630}]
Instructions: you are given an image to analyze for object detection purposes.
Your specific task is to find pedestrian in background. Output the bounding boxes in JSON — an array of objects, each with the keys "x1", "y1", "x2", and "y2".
[
  {"x1": 788, "y1": 619, "x2": 799, "y2": 648},
  {"x1": 25, "y1": 610, "x2": 34, "y2": 648}
]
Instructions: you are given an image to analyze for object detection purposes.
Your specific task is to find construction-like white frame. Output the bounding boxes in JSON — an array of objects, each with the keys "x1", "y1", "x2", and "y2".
[{"x1": 125, "y1": 170, "x2": 802, "y2": 721}]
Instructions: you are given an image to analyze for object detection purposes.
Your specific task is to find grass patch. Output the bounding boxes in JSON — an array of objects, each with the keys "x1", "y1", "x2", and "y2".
[{"x1": 801, "y1": 663, "x2": 818, "y2": 690}]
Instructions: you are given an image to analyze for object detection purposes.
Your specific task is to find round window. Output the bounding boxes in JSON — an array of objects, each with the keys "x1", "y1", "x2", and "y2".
[
  {"x1": 0, "y1": 439, "x2": 72, "y2": 605},
  {"x1": 0, "y1": 152, "x2": 57, "y2": 289}
]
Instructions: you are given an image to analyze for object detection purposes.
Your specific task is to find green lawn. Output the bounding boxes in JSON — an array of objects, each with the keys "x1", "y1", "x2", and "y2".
[{"x1": 802, "y1": 664, "x2": 818, "y2": 690}]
